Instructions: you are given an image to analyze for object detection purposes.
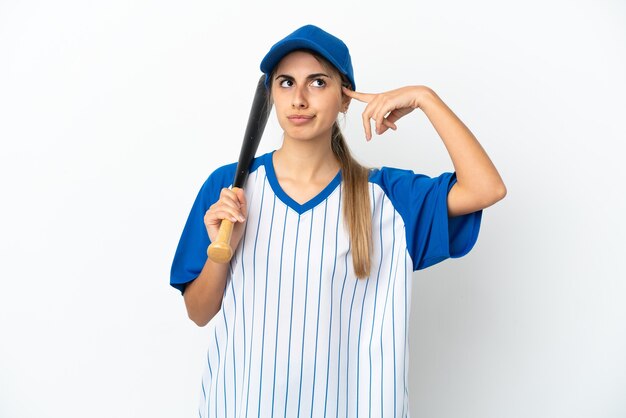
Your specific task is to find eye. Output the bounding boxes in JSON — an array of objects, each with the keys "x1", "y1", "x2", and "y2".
[
  {"x1": 310, "y1": 78, "x2": 326, "y2": 88},
  {"x1": 279, "y1": 79, "x2": 294, "y2": 88}
]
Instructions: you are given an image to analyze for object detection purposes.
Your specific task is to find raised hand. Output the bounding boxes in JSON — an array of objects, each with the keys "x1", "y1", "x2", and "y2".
[{"x1": 342, "y1": 85, "x2": 430, "y2": 141}]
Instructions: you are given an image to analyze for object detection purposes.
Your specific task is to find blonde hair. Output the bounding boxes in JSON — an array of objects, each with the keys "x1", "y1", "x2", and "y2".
[
  {"x1": 330, "y1": 122, "x2": 372, "y2": 278},
  {"x1": 268, "y1": 51, "x2": 372, "y2": 278}
]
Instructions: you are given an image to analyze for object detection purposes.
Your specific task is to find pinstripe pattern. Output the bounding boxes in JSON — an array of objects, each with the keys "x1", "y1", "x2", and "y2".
[
  {"x1": 270, "y1": 204, "x2": 289, "y2": 416},
  {"x1": 322, "y1": 186, "x2": 341, "y2": 417},
  {"x1": 197, "y1": 163, "x2": 416, "y2": 418},
  {"x1": 284, "y1": 213, "x2": 300, "y2": 418}
]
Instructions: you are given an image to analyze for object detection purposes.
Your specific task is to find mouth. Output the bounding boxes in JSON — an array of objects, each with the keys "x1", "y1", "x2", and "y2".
[
  {"x1": 287, "y1": 114, "x2": 315, "y2": 125},
  {"x1": 287, "y1": 114, "x2": 315, "y2": 120}
]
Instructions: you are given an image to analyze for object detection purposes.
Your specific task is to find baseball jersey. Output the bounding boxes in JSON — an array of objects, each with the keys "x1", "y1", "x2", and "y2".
[{"x1": 170, "y1": 151, "x2": 481, "y2": 418}]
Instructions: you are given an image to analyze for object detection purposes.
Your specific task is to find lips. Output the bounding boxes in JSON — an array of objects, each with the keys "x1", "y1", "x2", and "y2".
[{"x1": 287, "y1": 114, "x2": 315, "y2": 125}]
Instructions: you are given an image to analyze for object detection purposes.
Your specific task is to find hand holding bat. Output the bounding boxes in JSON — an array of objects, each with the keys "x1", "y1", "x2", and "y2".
[{"x1": 204, "y1": 187, "x2": 247, "y2": 262}]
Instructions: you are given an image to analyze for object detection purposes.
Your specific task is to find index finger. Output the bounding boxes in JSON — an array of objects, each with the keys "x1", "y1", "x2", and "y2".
[
  {"x1": 342, "y1": 86, "x2": 374, "y2": 103},
  {"x1": 232, "y1": 187, "x2": 248, "y2": 217}
]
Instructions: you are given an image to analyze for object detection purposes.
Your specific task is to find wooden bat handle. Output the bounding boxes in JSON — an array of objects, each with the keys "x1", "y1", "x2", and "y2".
[{"x1": 207, "y1": 218, "x2": 235, "y2": 263}]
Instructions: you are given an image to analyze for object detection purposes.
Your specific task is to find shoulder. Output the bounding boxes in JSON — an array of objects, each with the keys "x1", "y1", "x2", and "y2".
[
  {"x1": 196, "y1": 152, "x2": 270, "y2": 203},
  {"x1": 367, "y1": 166, "x2": 457, "y2": 224},
  {"x1": 201, "y1": 153, "x2": 269, "y2": 189},
  {"x1": 369, "y1": 166, "x2": 416, "y2": 186},
  {"x1": 205, "y1": 161, "x2": 237, "y2": 186},
  {"x1": 368, "y1": 166, "x2": 455, "y2": 196}
]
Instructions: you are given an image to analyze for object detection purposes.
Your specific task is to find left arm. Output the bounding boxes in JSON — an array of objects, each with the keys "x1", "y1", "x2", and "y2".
[{"x1": 343, "y1": 85, "x2": 506, "y2": 216}]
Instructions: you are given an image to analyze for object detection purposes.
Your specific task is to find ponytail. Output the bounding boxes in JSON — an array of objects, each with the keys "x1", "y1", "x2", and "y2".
[{"x1": 331, "y1": 122, "x2": 372, "y2": 278}]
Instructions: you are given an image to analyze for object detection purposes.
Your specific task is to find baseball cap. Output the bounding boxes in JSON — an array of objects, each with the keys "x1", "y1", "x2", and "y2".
[{"x1": 260, "y1": 24, "x2": 356, "y2": 91}]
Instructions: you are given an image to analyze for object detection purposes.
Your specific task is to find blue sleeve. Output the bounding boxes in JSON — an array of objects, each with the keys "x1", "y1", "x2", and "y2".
[
  {"x1": 170, "y1": 164, "x2": 236, "y2": 294},
  {"x1": 372, "y1": 168, "x2": 482, "y2": 271}
]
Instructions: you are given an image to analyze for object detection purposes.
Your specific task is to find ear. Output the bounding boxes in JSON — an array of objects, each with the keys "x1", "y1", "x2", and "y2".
[{"x1": 341, "y1": 93, "x2": 351, "y2": 113}]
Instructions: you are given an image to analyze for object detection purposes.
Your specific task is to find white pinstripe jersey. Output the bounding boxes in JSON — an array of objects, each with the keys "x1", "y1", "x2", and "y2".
[{"x1": 171, "y1": 151, "x2": 481, "y2": 418}]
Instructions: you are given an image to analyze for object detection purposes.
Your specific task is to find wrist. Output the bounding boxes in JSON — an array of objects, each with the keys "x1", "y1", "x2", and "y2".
[{"x1": 413, "y1": 85, "x2": 436, "y2": 109}]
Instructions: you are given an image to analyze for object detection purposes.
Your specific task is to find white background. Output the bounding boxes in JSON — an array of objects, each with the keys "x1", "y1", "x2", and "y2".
[{"x1": 1, "y1": 1, "x2": 625, "y2": 417}]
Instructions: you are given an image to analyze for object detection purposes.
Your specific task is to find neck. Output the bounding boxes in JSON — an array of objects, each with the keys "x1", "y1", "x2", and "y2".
[{"x1": 273, "y1": 135, "x2": 340, "y2": 182}]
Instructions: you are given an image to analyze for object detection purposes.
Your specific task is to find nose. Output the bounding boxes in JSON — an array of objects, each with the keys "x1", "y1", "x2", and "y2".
[{"x1": 292, "y1": 85, "x2": 308, "y2": 109}]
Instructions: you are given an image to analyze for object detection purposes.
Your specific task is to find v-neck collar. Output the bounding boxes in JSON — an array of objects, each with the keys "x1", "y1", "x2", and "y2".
[{"x1": 262, "y1": 151, "x2": 342, "y2": 215}]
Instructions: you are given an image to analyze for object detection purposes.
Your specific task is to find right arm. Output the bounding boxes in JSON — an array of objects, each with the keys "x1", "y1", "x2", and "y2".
[{"x1": 183, "y1": 188, "x2": 247, "y2": 326}]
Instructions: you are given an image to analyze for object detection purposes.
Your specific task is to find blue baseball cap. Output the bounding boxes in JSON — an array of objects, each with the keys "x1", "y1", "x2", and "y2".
[{"x1": 260, "y1": 24, "x2": 356, "y2": 91}]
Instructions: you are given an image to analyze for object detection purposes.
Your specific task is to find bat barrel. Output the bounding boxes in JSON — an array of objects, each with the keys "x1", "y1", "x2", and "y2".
[{"x1": 233, "y1": 76, "x2": 271, "y2": 188}]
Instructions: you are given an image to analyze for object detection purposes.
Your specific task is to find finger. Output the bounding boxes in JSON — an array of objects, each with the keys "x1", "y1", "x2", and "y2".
[
  {"x1": 363, "y1": 98, "x2": 386, "y2": 140},
  {"x1": 387, "y1": 108, "x2": 413, "y2": 125},
  {"x1": 383, "y1": 118, "x2": 397, "y2": 131},
  {"x1": 219, "y1": 188, "x2": 244, "y2": 211},
  {"x1": 361, "y1": 108, "x2": 373, "y2": 141},
  {"x1": 206, "y1": 206, "x2": 245, "y2": 224},
  {"x1": 370, "y1": 111, "x2": 396, "y2": 137},
  {"x1": 219, "y1": 187, "x2": 240, "y2": 202},
  {"x1": 364, "y1": 96, "x2": 387, "y2": 134},
  {"x1": 204, "y1": 208, "x2": 245, "y2": 242},
  {"x1": 342, "y1": 86, "x2": 375, "y2": 103},
  {"x1": 375, "y1": 119, "x2": 396, "y2": 136},
  {"x1": 210, "y1": 188, "x2": 246, "y2": 222},
  {"x1": 370, "y1": 103, "x2": 389, "y2": 136},
  {"x1": 232, "y1": 187, "x2": 248, "y2": 217},
  {"x1": 373, "y1": 102, "x2": 401, "y2": 135},
  {"x1": 375, "y1": 114, "x2": 387, "y2": 135},
  {"x1": 385, "y1": 110, "x2": 401, "y2": 127},
  {"x1": 376, "y1": 123, "x2": 390, "y2": 136}
]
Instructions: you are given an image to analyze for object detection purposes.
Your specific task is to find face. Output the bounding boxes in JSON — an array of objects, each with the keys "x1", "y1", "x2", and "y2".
[{"x1": 271, "y1": 51, "x2": 349, "y2": 144}]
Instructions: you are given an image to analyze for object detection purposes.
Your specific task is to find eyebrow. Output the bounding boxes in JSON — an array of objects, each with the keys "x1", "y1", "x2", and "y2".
[{"x1": 274, "y1": 72, "x2": 332, "y2": 81}]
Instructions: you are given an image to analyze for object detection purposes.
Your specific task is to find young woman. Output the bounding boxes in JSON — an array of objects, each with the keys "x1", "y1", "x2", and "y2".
[{"x1": 171, "y1": 24, "x2": 505, "y2": 418}]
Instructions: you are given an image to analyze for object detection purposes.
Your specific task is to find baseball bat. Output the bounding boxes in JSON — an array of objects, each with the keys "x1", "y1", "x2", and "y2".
[{"x1": 207, "y1": 75, "x2": 271, "y2": 263}]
